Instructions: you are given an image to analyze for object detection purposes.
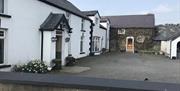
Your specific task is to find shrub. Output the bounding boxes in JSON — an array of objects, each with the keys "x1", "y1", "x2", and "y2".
[{"x1": 13, "y1": 60, "x2": 48, "y2": 74}]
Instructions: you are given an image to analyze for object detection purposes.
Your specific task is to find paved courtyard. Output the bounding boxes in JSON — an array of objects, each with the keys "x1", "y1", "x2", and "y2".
[{"x1": 54, "y1": 52, "x2": 180, "y2": 84}]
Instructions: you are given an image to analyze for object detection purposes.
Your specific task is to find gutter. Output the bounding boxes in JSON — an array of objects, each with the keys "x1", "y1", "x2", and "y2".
[{"x1": 41, "y1": 31, "x2": 44, "y2": 61}]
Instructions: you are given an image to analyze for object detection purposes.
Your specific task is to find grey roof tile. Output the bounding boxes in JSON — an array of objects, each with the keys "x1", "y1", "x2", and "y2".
[
  {"x1": 104, "y1": 14, "x2": 155, "y2": 28},
  {"x1": 39, "y1": 0, "x2": 91, "y2": 21},
  {"x1": 82, "y1": 10, "x2": 99, "y2": 16},
  {"x1": 40, "y1": 13, "x2": 70, "y2": 31}
]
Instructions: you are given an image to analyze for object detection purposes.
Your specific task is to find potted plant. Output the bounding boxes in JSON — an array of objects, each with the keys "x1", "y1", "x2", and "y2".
[
  {"x1": 65, "y1": 54, "x2": 76, "y2": 66},
  {"x1": 52, "y1": 59, "x2": 62, "y2": 70}
]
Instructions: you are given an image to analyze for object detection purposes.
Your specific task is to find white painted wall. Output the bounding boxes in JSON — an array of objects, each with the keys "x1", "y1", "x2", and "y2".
[
  {"x1": 161, "y1": 41, "x2": 171, "y2": 57},
  {"x1": 171, "y1": 36, "x2": 180, "y2": 58},
  {"x1": 69, "y1": 14, "x2": 91, "y2": 59},
  {"x1": 100, "y1": 21, "x2": 110, "y2": 50},
  {"x1": 2, "y1": 0, "x2": 91, "y2": 66},
  {"x1": 99, "y1": 28, "x2": 106, "y2": 49},
  {"x1": 161, "y1": 37, "x2": 180, "y2": 59},
  {"x1": 87, "y1": 13, "x2": 107, "y2": 54}
]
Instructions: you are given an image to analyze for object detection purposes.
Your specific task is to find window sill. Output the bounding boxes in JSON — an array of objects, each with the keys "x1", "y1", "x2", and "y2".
[
  {"x1": 0, "y1": 13, "x2": 12, "y2": 18},
  {"x1": 0, "y1": 27, "x2": 8, "y2": 30},
  {"x1": 81, "y1": 30, "x2": 86, "y2": 32},
  {"x1": 80, "y1": 52, "x2": 85, "y2": 54},
  {"x1": 0, "y1": 64, "x2": 11, "y2": 69}
]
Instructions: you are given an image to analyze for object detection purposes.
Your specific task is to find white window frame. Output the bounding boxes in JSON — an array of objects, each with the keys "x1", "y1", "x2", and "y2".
[
  {"x1": 0, "y1": 30, "x2": 6, "y2": 64},
  {"x1": 92, "y1": 36, "x2": 100, "y2": 52},
  {"x1": 118, "y1": 29, "x2": 126, "y2": 34},
  {"x1": 80, "y1": 33, "x2": 85, "y2": 53}
]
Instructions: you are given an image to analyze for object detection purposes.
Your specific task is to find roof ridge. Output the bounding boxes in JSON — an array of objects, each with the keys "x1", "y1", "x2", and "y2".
[{"x1": 104, "y1": 14, "x2": 154, "y2": 17}]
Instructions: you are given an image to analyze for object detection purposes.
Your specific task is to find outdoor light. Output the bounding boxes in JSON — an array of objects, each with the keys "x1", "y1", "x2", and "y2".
[
  {"x1": 65, "y1": 37, "x2": 70, "y2": 42},
  {"x1": 51, "y1": 37, "x2": 57, "y2": 42},
  {"x1": 60, "y1": 22, "x2": 66, "y2": 31}
]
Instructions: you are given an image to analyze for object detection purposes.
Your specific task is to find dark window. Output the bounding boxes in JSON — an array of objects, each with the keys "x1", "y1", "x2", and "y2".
[
  {"x1": 0, "y1": 39, "x2": 4, "y2": 64},
  {"x1": 80, "y1": 33, "x2": 84, "y2": 53},
  {"x1": 92, "y1": 36, "x2": 100, "y2": 52},
  {"x1": 0, "y1": 31, "x2": 4, "y2": 36},
  {"x1": 81, "y1": 19, "x2": 84, "y2": 30},
  {"x1": 0, "y1": 0, "x2": 4, "y2": 13},
  {"x1": 0, "y1": 19, "x2": 1, "y2": 27},
  {"x1": 95, "y1": 17, "x2": 98, "y2": 24}
]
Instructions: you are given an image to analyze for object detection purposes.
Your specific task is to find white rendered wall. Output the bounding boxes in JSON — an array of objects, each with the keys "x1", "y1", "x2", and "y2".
[
  {"x1": 99, "y1": 28, "x2": 106, "y2": 49},
  {"x1": 88, "y1": 14, "x2": 107, "y2": 53},
  {"x1": 69, "y1": 14, "x2": 91, "y2": 59},
  {"x1": 161, "y1": 41, "x2": 171, "y2": 57},
  {"x1": 100, "y1": 21, "x2": 110, "y2": 50},
  {"x1": 4, "y1": 0, "x2": 91, "y2": 66},
  {"x1": 6, "y1": 0, "x2": 66, "y2": 65},
  {"x1": 171, "y1": 36, "x2": 180, "y2": 58}
]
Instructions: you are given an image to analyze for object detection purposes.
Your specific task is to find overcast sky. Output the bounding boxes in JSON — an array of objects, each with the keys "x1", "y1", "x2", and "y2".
[{"x1": 68, "y1": 0, "x2": 180, "y2": 25}]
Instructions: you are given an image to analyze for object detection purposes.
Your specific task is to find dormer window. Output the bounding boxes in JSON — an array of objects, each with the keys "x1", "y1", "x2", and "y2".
[
  {"x1": 65, "y1": 12, "x2": 71, "y2": 23},
  {"x1": 0, "y1": 0, "x2": 4, "y2": 13},
  {"x1": 118, "y1": 29, "x2": 126, "y2": 34},
  {"x1": 81, "y1": 19, "x2": 85, "y2": 31},
  {"x1": 95, "y1": 17, "x2": 98, "y2": 24}
]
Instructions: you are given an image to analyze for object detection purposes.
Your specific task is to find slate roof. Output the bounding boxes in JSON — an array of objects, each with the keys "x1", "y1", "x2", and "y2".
[
  {"x1": 104, "y1": 14, "x2": 155, "y2": 28},
  {"x1": 38, "y1": 0, "x2": 91, "y2": 21},
  {"x1": 40, "y1": 13, "x2": 71, "y2": 31},
  {"x1": 153, "y1": 24, "x2": 180, "y2": 41},
  {"x1": 82, "y1": 10, "x2": 99, "y2": 16},
  {"x1": 100, "y1": 17, "x2": 110, "y2": 22}
]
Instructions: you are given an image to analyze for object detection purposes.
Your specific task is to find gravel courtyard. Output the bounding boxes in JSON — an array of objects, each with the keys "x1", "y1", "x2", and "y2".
[{"x1": 55, "y1": 52, "x2": 180, "y2": 84}]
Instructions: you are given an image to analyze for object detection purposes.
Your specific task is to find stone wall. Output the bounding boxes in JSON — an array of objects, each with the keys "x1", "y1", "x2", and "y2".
[{"x1": 110, "y1": 28, "x2": 155, "y2": 51}]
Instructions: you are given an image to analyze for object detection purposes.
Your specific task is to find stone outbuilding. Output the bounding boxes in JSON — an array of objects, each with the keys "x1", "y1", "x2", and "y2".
[{"x1": 105, "y1": 14, "x2": 155, "y2": 53}]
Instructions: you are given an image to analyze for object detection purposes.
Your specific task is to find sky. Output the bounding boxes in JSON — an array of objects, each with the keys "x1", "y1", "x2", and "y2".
[{"x1": 68, "y1": 0, "x2": 180, "y2": 25}]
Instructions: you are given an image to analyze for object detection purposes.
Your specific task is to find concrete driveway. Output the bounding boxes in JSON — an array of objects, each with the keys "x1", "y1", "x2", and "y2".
[{"x1": 55, "y1": 52, "x2": 180, "y2": 84}]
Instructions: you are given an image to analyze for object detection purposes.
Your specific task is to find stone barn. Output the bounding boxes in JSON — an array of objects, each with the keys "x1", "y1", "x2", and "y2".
[{"x1": 105, "y1": 14, "x2": 155, "y2": 53}]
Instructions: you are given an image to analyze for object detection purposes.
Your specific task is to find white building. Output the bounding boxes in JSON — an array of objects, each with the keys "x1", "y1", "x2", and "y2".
[
  {"x1": 154, "y1": 24, "x2": 180, "y2": 59},
  {"x1": 82, "y1": 10, "x2": 110, "y2": 55},
  {"x1": 0, "y1": 0, "x2": 94, "y2": 68},
  {"x1": 160, "y1": 36, "x2": 180, "y2": 59}
]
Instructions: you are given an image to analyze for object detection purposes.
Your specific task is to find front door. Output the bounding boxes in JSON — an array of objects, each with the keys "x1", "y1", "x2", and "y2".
[
  {"x1": 126, "y1": 37, "x2": 134, "y2": 53},
  {"x1": 56, "y1": 32, "x2": 62, "y2": 59}
]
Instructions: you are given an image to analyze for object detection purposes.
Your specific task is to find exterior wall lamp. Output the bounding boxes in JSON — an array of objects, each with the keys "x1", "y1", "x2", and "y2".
[{"x1": 51, "y1": 37, "x2": 57, "y2": 42}]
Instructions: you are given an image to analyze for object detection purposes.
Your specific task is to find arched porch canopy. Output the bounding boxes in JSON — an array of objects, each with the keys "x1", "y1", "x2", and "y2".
[{"x1": 40, "y1": 13, "x2": 72, "y2": 33}]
